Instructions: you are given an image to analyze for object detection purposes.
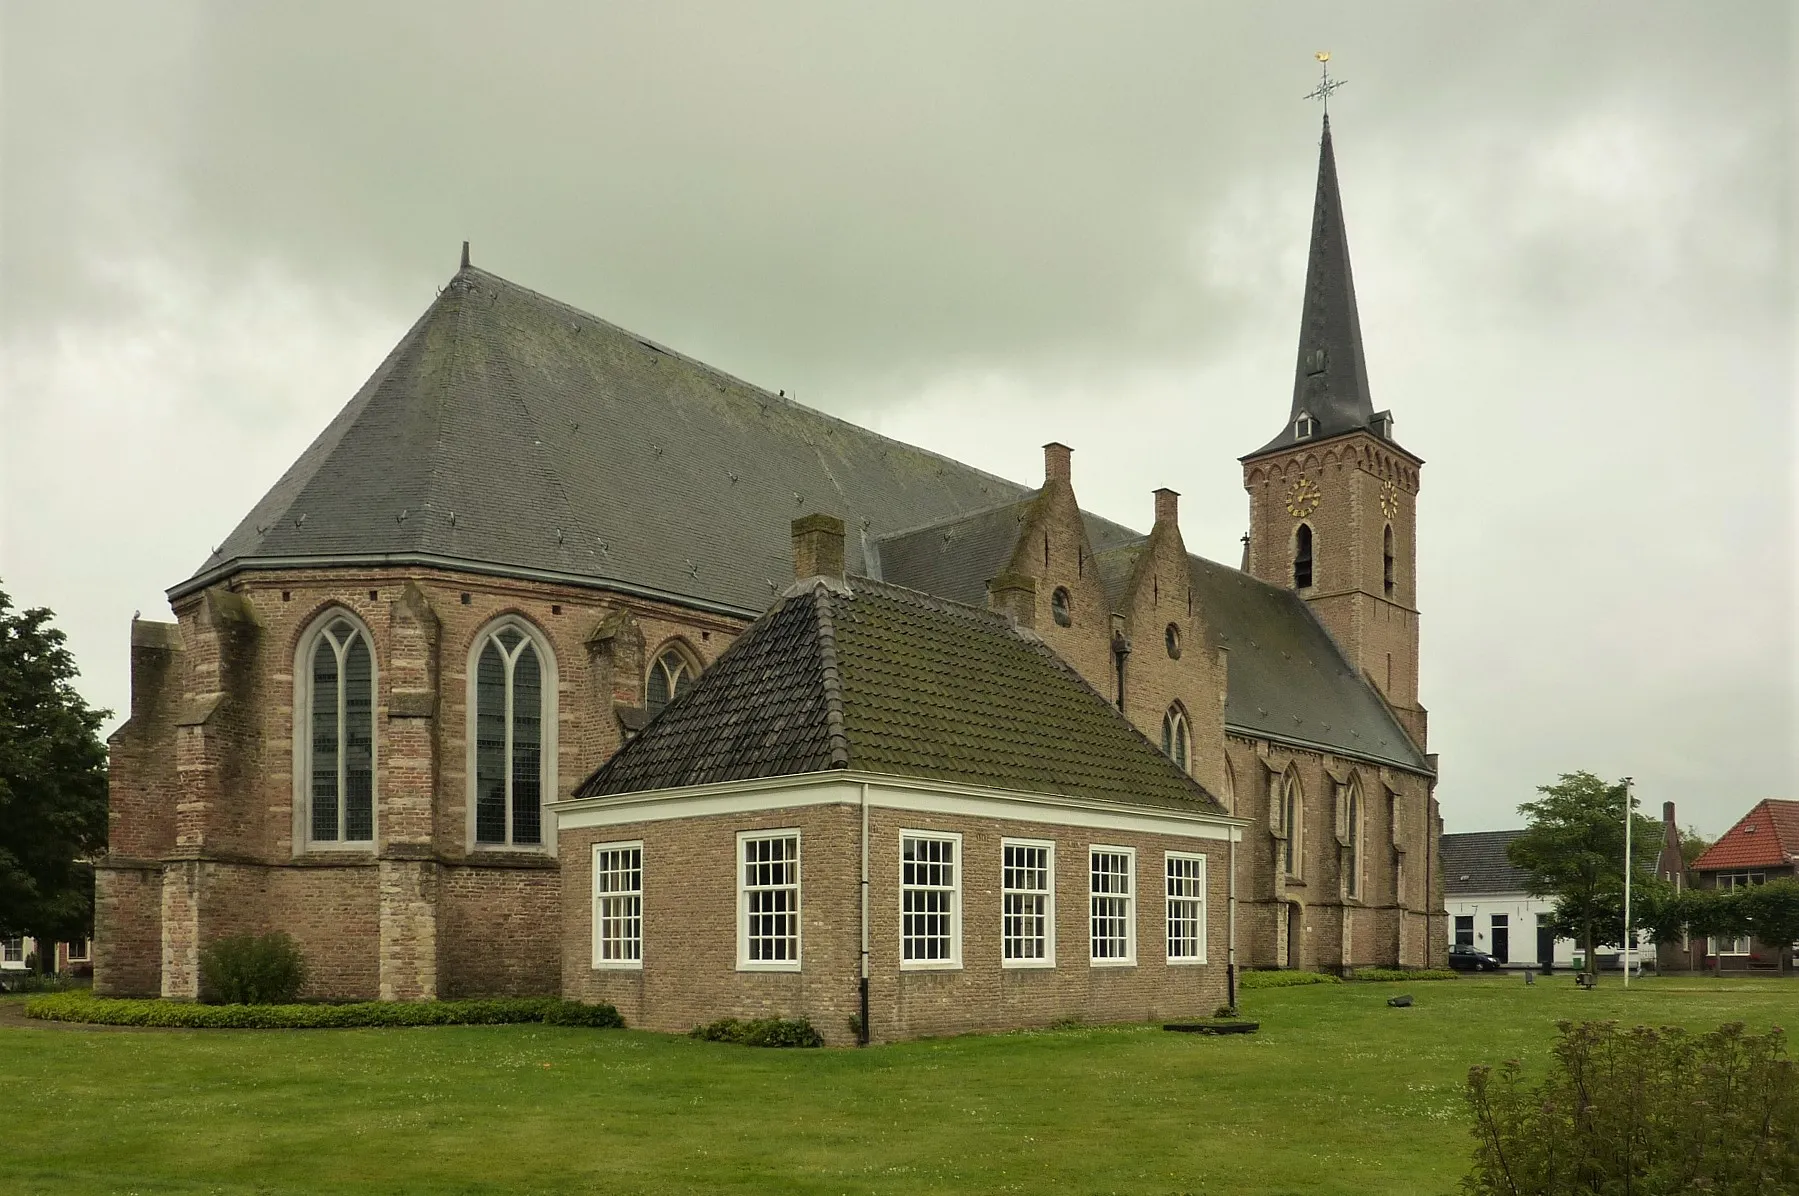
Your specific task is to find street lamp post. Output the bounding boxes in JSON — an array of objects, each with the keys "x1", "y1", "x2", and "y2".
[{"x1": 1623, "y1": 776, "x2": 1634, "y2": 988}]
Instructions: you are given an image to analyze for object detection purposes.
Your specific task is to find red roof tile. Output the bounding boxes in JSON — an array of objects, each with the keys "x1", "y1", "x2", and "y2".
[{"x1": 1691, "y1": 799, "x2": 1799, "y2": 871}]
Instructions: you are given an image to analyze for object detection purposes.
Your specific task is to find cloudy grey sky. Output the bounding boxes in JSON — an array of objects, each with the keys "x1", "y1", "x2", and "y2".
[{"x1": 2, "y1": 3, "x2": 1792, "y2": 837}]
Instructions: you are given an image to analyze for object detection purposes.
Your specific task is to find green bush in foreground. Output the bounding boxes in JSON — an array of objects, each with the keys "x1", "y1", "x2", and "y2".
[
  {"x1": 200, "y1": 932, "x2": 307, "y2": 1004},
  {"x1": 1465, "y1": 1020, "x2": 1797, "y2": 1195},
  {"x1": 1238, "y1": 969, "x2": 1341, "y2": 990},
  {"x1": 690, "y1": 1017, "x2": 823, "y2": 1047},
  {"x1": 1355, "y1": 967, "x2": 1459, "y2": 982},
  {"x1": 25, "y1": 993, "x2": 622, "y2": 1030}
]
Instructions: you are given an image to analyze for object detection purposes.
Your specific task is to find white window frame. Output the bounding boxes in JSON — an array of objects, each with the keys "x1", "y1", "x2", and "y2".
[
  {"x1": 1089, "y1": 845, "x2": 1137, "y2": 967},
  {"x1": 465, "y1": 616, "x2": 559, "y2": 852},
  {"x1": 737, "y1": 829, "x2": 802, "y2": 972},
  {"x1": 1165, "y1": 851, "x2": 1207, "y2": 965},
  {"x1": 65, "y1": 938, "x2": 90, "y2": 963},
  {"x1": 1709, "y1": 935, "x2": 1751, "y2": 957},
  {"x1": 591, "y1": 841, "x2": 643, "y2": 970},
  {"x1": 900, "y1": 830, "x2": 962, "y2": 970},
  {"x1": 1001, "y1": 838, "x2": 1055, "y2": 969},
  {"x1": 2, "y1": 936, "x2": 22, "y2": 964},
  {"x1": 292, "y1": 607, "x2": 379, "y2": 853}
]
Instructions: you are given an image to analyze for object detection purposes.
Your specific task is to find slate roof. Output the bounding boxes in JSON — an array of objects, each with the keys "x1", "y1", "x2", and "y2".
[
  {"x1": 191, "y1": 254, "x2": 1430, "y2": 777},
  {"x1": 1245, "y1": 116, "x2": 1415, "y2": 463},
  {"x1": 1440, "y1": 830, "x2": 1530, "y2": 895},
  {"x1": 577, "y1": 577, "x2": 1226, "y2": 815},
  {"x1": 1690, "y1": 799, "x2": 1799, "y2": 871},
  {"x1": 178, "y1": 266, "x2": 1027, "y2": 611}
]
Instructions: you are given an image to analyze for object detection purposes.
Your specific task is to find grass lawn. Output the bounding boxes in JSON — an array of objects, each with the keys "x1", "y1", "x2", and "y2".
[{"x1": 3, "y1": 975, "x2": 1790, "y2": 1195}]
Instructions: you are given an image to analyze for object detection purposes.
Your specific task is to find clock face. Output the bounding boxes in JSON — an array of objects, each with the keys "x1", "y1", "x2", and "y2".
[
  {"x1": 1379, "y1": 480, "x2": 1400, "y2": 520},
  {"x1": 1284, "y1": 476, "x2": 1321, "y2": 519}
]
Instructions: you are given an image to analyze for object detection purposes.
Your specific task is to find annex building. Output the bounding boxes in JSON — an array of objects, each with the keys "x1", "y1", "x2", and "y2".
[{"x1": 96, "y1": 116, "x2": 1444, "y2": 1036}]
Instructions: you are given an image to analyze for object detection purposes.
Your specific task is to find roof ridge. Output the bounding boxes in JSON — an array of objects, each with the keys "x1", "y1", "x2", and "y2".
[
  {"x1": 873, "y1": 492, "x2": 1041, "y2": 544},
  {"x1": 812, "y1": 584, "x2": 851, "y2": 769},
  {"x1": 459, "y1": 265, "x2": 1030, "y2": 499}
]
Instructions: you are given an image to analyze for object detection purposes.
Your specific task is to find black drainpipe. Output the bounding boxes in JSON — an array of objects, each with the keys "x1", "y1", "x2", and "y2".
[{"x1": 1111, "y1": 630, "x2": 1130, "y2": 710}]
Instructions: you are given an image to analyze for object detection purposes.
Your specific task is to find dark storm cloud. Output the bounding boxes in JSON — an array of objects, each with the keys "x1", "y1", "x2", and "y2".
[{"x1": 1, "y1": 2, "x2": 1791, "y2": 835}]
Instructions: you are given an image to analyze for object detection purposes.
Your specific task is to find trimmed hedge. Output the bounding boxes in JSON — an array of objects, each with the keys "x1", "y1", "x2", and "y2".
[
  {"x1": 1353, "y1": 968, "x2": 1460, "y2": 983},
  {"x1": 690, "y1": 1017, "x2": 823, "y2": 1047},
  {"x1": 1238, "y1": 969, "x2": 1342, "y2": 990},
  {"x1": 24, "y1": 993, "x2": 622, "y2": 1030}
]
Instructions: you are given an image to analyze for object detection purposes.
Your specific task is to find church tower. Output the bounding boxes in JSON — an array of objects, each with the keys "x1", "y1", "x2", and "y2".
[{"x1": 1241, "y1": 115, "x2": 1427, "y2": 750}]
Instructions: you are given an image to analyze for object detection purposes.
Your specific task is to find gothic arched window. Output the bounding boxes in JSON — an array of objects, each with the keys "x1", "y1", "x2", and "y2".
[
  {"x1": 1383, "y1": 525, "x2": 1395, "y2": 597},
  {"x1": 1345, "y1": 782, "x2": 1362, "y2": 899},
  {"x1": 1161, "y1": 705, "x2": 1190, "y2": 773},
  {"x1": 646, "y1": 645, "x2": 696, "y2": 715},
  {"x1": 299, "y1": 612, "x2": 376, "y2": 847},
  {"x1": 471, "y1": 619, "x2": 555, "y2": 848},
  {"x1": 1282, "y1": 771, "x2": 1303, "y2": 878},
  {"x1": 1051, "y1": 587, "x2": 1072, "y2": 627},
  {"x1": 1294, "y1": 524, "x2": 1314, "y2": 590}
]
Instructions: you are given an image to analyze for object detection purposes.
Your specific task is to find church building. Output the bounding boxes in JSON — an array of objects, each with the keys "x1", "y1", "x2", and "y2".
[{"x1": 95, "y1": 115, "x2": 1443, "y2": 1027}]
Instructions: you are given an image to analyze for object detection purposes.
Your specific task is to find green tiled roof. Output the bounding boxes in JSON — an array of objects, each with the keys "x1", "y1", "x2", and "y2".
[{"x1": 577, "y1": 578, "x2": 1223, "y2": 814}]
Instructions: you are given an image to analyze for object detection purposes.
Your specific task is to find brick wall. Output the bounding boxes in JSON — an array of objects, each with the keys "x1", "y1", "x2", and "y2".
[{"x1": 559, "y1": 800, "x2": 1231, "y2": 1044}]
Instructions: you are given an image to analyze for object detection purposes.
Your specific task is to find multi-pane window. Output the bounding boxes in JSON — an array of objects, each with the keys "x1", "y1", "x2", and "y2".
[
  {"x1": 902, "y1": 833, "x2": 960, "y2": 966},
  {"x1": 1719, "y1": 872, "x2": 1766, "y2": 890},
  {"x1": 1161, "y1": 706, "x2": 1190, "y2": 773},
  {"x1": 2, "y1": 936, "x2": 22, "y2": 963},
  {"x1": 739, "y1": 832, "x2": 800, "y2": 969},
  {"x1": 306, "y1": 615, "x2": 375, "y2": 845},
  {"x1": 895, "y1": 834, "x2": 957, "y2": 963},
  {"x1": 1711, "y1": 936, "x2": 1750, "y2": 956},
  {"x1": 646, "y1": 648, "x2": 694, "y2": 715},
  {"x1": 65, "y1": 938, "x2": 90, "y2": 962},
  {"x1": 592, "y1": 843, "x2": 643, "y2": 968},
  {"x1": 1090, "y1": 847, "x2": 1135, "y2": 965},
  {"x1": 474, "y1": 623, "x2": 547, "y2": 847},
  {"x1": 1454, "y1": 915, "x2": 1474, "y2": 947},
  {"x1": 1002, "y1": 840, "x2": 1053, "y2": 966},
  {"x1": 1344, "y1": 785, "x2": 1361, "y2": 899},
  {"x1": 1166, "y1": 853, "x2": 1206, "y2": 963}
]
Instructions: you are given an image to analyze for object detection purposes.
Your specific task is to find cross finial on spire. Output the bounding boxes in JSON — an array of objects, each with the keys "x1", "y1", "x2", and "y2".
[{"x1": 1304, "y1": 50, "x2": 1346, "y2": 117}]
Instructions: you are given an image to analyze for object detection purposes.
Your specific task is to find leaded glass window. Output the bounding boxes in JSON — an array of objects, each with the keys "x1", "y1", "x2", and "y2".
[
  {"x1": 1161, "y1": 706, "x2": 1190, "y2": 772},
  {"x1": 308, "y1": 616, "x2": 374, "y2": 844},
  {"x1": 474, "y1": 623, "x2": 548, "y2": 847},
  {"x1": 646, "y1": 647, "x2": 694, "y2": 715}
]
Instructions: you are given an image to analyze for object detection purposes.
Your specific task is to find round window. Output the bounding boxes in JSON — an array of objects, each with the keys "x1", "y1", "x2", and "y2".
[
  {"x1": 1051, "y1": 587, "x2": 1072, "y2": 627},
  {"x1": 1165, "y1": 623, "x2": 1181, "y2": 659}
]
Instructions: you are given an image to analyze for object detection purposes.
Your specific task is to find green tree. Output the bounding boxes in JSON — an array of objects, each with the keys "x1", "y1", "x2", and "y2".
[
  {"x1": 1740, "y1": 879, "x2": 1799, "y2": 976},
  {"x1": 1508, "y1": 772, "x2": 1660, "y2": 981},
  {"x1": 1679, "y1": 825, "x2": 1713, "y2": 868},
  {"x1": 0, "y1": 588, "x2": 110, "y2": 964}
]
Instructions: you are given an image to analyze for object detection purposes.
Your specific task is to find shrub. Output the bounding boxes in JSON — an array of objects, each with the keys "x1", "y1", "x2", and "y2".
[
  {"x1": 24, "y1": 993, "x2": 623, "y2": 1030},
  {"x1": 1464, "y1": 1020, "x2": 1797, "y2": 1195},
  {"x1": 1354, "y1": 967, "x2": 1458, "y2": 982},
  {"x1": 541, "y1": 999, "x2": 624, "y2": 1028},
  {"x1": 199, "y1": 933, "x2": 307, "y2": 1004},
  {"x1": 690, "y1": 1017, "x2": 823, "y2": 1048},
  {"x1": 3, "y1": 971, "x2": 78, "y2": 994},
  {"x1": 1238, "y1": 969, "x2": 1341, "y2": 990}
]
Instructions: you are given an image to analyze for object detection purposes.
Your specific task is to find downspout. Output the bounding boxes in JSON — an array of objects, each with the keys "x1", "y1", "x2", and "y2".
[
  {"x1": 1227, "y1": 829, "x2": 1239, "y2": 1011},
  {"x1": 859, "y1": 781, "x2": 870, "y2": 1046}
]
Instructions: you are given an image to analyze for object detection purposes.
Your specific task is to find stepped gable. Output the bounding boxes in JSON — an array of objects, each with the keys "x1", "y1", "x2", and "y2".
[
  {"x1": 577, "y1": 577, "x2": 1223, "y2": 814},
  {"x1": 1691, "y1": 799, "x2": 1799, "y2": 871},
  {"x1": 177, "y1": 265, "x2": 1027, "y2": 608},
  {"x1": 1440, "y1": 830, "x2": 1529, "y2": 895},
  {"x1": 884, "y1": 507, "x2": 1429, "y2": 774}
]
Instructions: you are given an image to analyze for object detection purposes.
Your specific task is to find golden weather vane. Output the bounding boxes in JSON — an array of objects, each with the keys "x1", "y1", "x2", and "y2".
[{"x1": 1304, "y1": 50, "x2": 1346, "y2": 116}]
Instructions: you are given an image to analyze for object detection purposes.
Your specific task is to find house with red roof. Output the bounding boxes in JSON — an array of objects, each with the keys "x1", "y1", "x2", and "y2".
[{"x1": 1688, "y1": 798, "x2": 1799, "y2": 970}]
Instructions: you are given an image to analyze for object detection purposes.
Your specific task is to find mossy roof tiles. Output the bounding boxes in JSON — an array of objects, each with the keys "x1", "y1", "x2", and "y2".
[{"x1": 578, "y1": 578, "x2": 1223, "y2": 814}]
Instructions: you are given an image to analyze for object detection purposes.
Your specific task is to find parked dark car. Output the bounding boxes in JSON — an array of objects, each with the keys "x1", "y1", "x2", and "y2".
[{"x1": 1448, "y1": 943, "x2": 1501, "y2": 972}]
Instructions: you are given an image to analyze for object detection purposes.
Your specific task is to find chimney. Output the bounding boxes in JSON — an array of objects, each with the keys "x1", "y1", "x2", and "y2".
[
  {"x1": 1663, "y1": 801, "x2": 1676, "y2": 824},
  {"x1": 986, "y1": 571, "x2": 1037, "y2": 628},
  {"x1": 791, "y1": 514, "x2": 845, "y2": 580},
  {"x1": 1043, "y1": 442, "x2": 1072, "y2": 485},
  {"x1": 1154, "y1": 488, "x2": 1179, "y2": 525}
]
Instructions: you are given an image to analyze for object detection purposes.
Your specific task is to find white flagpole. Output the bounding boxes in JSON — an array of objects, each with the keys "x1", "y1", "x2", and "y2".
[{"x1": 1623, "y1": 776, "x2": 1634, "y2": 988}]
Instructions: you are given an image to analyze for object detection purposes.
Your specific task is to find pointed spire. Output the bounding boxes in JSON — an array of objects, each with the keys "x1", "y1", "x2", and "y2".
[{"x1": 1245, "y1": 115, "x2": 1394, "y2": 460}]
